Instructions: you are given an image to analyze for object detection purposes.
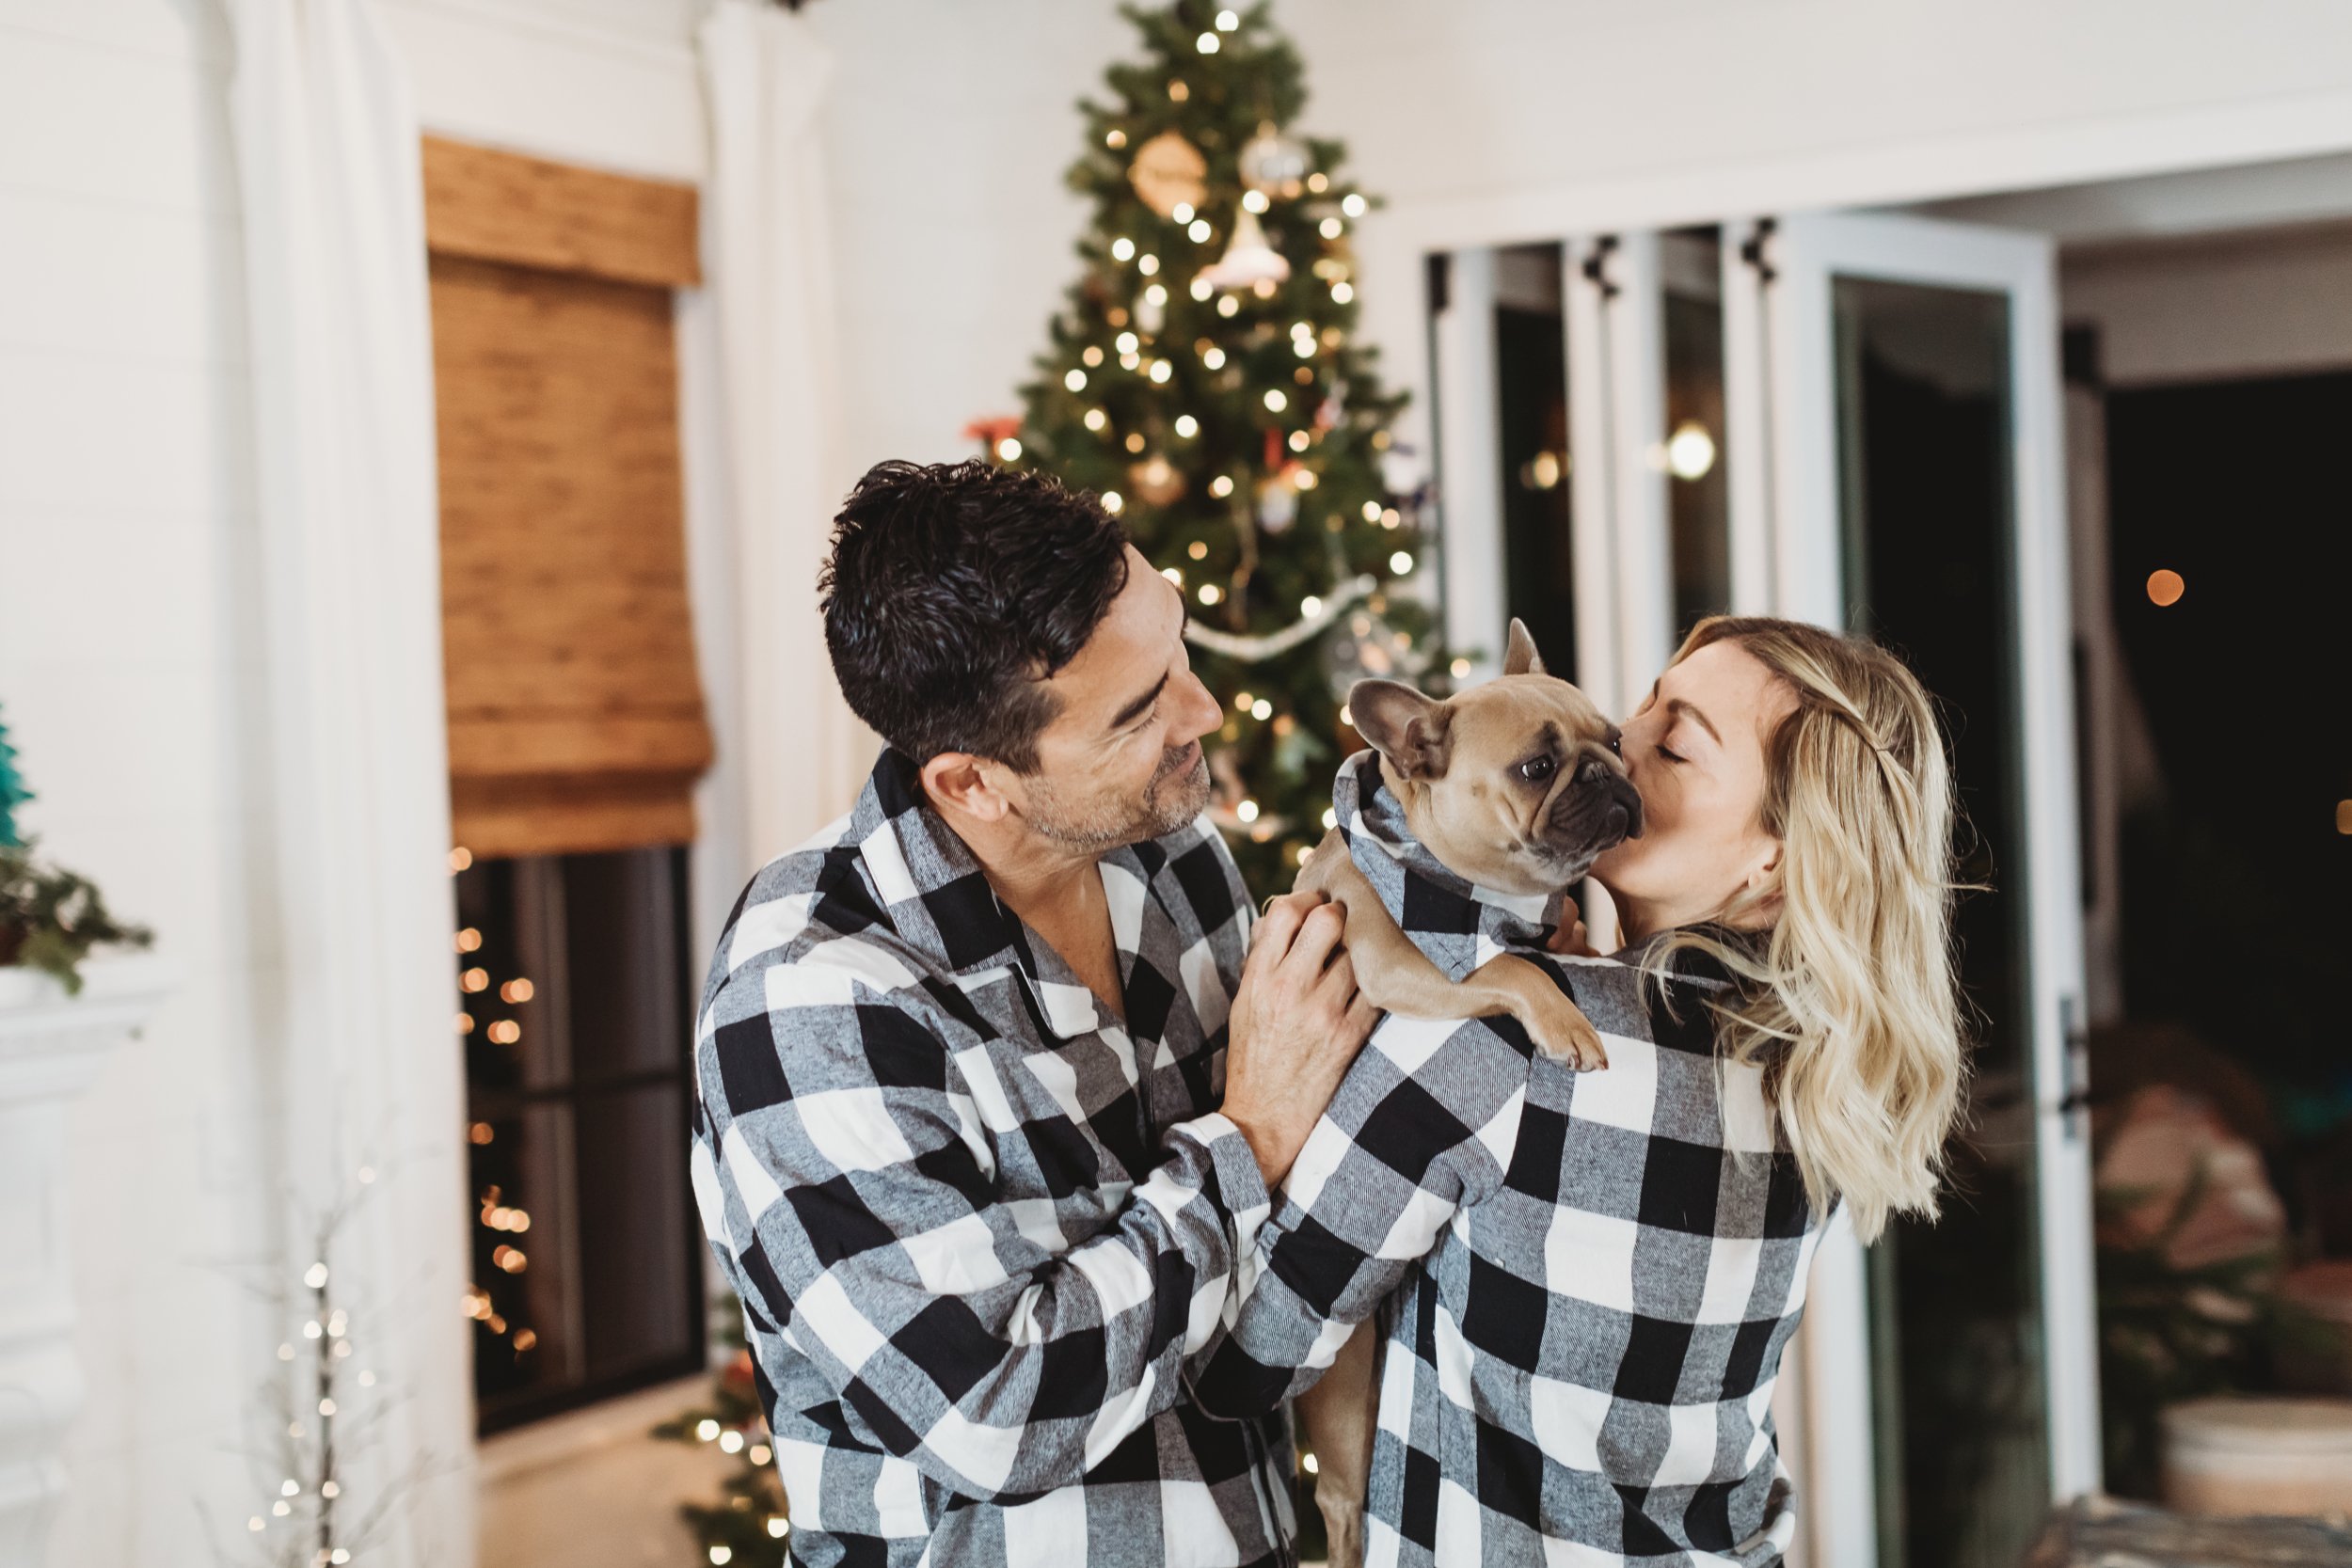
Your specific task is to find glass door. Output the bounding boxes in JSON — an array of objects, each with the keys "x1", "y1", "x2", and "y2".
[{"x1": 1725, "y1": 211, "x2": 2100, "y2": 1568}]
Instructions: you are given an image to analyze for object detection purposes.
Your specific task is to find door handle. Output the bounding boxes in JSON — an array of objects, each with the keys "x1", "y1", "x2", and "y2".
[{"x1": 2057, "y1": 994, "x2": 2092, "y2": 1141}]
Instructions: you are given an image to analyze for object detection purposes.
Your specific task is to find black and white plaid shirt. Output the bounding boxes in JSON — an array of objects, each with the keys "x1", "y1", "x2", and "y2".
[
  {"x1": 1196, "y1": 752, "x2": 1825, "y2": 1567},
  {"x1": 689, "y1": 749, "x2": 1294, "y2": 1568}
]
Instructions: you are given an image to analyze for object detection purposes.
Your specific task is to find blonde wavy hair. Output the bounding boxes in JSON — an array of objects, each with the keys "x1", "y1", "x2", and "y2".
[{"x1": 1651, "y1": 616, "x2": 1966, "y2": 1243}]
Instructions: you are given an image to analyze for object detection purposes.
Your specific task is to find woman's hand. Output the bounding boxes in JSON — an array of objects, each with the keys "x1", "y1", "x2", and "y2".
[{"x1": 1547, "y1": 897, "x2": 1596, "y2": 958}]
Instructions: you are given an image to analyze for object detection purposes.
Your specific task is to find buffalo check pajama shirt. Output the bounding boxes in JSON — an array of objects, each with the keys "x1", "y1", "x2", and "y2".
[
  {"x1": 689, "y1": 749, "x2": 1295, "y2": 1568},
  {"x1": 1196, "y1": 753, "x2": 1829, "y2": 1567}
]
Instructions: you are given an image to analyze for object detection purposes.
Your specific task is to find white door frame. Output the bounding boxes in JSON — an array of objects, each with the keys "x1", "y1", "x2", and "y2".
[{"x1": 1740, "y1": 209, "x2": 2104, "y2": 1509}]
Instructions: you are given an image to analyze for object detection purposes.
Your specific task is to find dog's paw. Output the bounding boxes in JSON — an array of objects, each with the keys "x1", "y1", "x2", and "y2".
[{"x1": 1526, "y1": 995, "x2": 1609, "y2": 1071}]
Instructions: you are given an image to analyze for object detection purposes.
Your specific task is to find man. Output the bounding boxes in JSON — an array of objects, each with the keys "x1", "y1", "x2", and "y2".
[{"x1": 691, "y1": 459, "x2": 1377, "y2": 1567}]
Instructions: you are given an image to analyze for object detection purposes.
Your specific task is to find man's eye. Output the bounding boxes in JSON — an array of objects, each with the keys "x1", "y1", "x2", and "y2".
[{"x1": 1519, "y1": 755, "x2": 1556, "y2": 783}]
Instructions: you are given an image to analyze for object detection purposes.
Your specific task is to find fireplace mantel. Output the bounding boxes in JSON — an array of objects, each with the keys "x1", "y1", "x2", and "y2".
[{"x1": 0, "y1": 955, "x2": 171, "y2": 1564}]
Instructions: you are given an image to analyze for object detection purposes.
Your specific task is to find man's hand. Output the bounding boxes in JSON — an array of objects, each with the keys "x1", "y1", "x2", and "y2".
[{"x1": 1221, "y1": 891, "x2": 1380, "y2": 1188}]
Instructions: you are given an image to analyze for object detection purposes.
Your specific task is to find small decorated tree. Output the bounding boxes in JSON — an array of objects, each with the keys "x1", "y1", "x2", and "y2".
[
  {"x1": 652, "y1": 1317, "x2": 792, "y2": 1564},
  {"x1": 1003, "y1": 0, "x2": 1451, "y2": 895},
  {"x1": 0, "y1": 703, "x2": 31, "y2": 848}
]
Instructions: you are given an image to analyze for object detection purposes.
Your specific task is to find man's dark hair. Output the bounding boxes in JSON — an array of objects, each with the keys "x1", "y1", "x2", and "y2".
[{"x1": 821, "y1": 459, "x2": 1132, "y2": 771}]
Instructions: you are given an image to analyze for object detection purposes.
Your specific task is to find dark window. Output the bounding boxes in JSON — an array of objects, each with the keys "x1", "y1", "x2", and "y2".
[{"x1": 455, "y1": 847, "x2": 705, "y2": 1432}]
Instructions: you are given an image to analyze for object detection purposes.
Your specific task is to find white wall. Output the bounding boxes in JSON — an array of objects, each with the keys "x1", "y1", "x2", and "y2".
[{"x1": 0, "y1": 2, "x2": 276, "y2": 1561}]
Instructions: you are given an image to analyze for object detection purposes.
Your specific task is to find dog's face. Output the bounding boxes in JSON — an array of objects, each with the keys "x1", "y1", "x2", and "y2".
[{"x1": 1348, "y1": 621, "x2": 1643, "y2": 896}]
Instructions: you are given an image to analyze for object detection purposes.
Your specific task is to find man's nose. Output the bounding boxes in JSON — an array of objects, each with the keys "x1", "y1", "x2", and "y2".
[{"x1": 1174, "y1": 672, "x2": 1221, "y2": 740}]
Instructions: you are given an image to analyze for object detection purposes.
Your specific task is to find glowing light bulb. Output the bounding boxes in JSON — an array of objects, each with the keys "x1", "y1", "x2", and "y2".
[
  {"x1": 1331, "y1": 281, "x2": 1354, "y2": 304},
  {"x1": 1251, "y1": 700, "x2": 1273, "y2": 721},
  {"x1": 720, "y1": 1430, "x2": 746, "y2": 1454},
  {"x1": 1209, "y1": 475, "x2": 1234, "y2": 498},
  {"x1": 1294, "y1": 338, "x2": 1314, "y2": 358},
  {"x1": 1391, "y1": 551, "x2": 1414, "y2": 575},
  {"x1": 1188, "y1": 218, "x2": 1212, "y2": 244},
  {"x1": 1202, "y1": 344, "x2": 1227, "y2": 368},
  {"x1": 1216, "y1": 294, "x2": 1240, "y2": 318},
  {"x1": 1145, "y1": 283, "x2": 1168, "y2": 305},
  {"x1": 304, "y1": 1262, "x2": 328, "y2": 1289},
  {"x1": 500, "y1": 977, "x2": 533, "y2": 1004},
  {"x1": 769, "y1": 1517, "x2": 790, "y2": 1538},
  {"x1": 1320, "y1": 217, "x2": 1343, "y2": 239},
  {"x1": 1084, "y1": 408, "x2": 1107, "y2": 431},
  {"x1": 1300, "y1": 595, "x2": 1322, "y2": 616},
  {"x1": 449, "y1": 847, "x2": 473, "y2": 872},
  {"x1": 1664, "y1": 420, "x2": 1716, "y2": 480},
  {"x1": 1161, "y1": 566, "x2": 1183, "y2": 585},
  {"x1": 1111, "y1": 237, "x2": 1136, "y2": 261},
  {"x1": 1172, "y1": 202, "x2": 1194, "y2": 223},
  {"x1": 1083, "y1": 345, "x2": 1104, "y2": 366},
  {"x1": 1116, "y1": 331, "x2": 1139, "y2": 354},
  {"x1": 1189, "y1": 274, "x2": 1214, "y2": 299},
  {"x1": 1065, "y1": 369, "x2": 1087, "y2": 391},
  {"x1": 1236, "y1": 800, "x2": 1260, "y2": 823},
  {"x1": 454, "y1": 927, "x2": 481, "y2": 952},
  {"x1": 1294, "y1": 466, "x2": 1317, "y2": 487},
  {"x1": 1242, "y1": 189, "x2": 1268, "y2": 214},
  {"x1": 1199, "y1": 583, "x2": 1222, "y2": 605},
  {"x1": 1174, "y1": 415, "x2": 1199, "y2": 437},
  {"x1": 1138, "y1": 254, "x2": 1160, "y2": 276},
  {"x1": 1102, "y1": 491, "x2": 1124, "y2": 514},
  {"x1": 1216, "y1": 8, "x2": 1238, "y2": 28},
  {"x1": 2147, "y1": 569, "x2": 2185, "y2": 607},
  {"x1": 1342, "y1": 194, "x2": 1368, "y2": 217},
  {"x1": 1263, "y1": 389, "x2": 1288, "y2": 412},
  {"x1": 1150, "y1": 359, "x2": 1172, "y2": 384},
  {"x1": 997, "y1": 436, "x2": 1024, "y2": 460},
  {"x1": 1197, "y1": 31, "x2": 1219, "y2": 52},
  {"x1": 1105, "y1": 129, "x2": 1126, "y2": 149}
]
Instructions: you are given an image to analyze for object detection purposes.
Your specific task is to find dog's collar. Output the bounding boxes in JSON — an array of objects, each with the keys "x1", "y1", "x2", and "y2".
[{"x1": 1329, "y1": 750, "x2": 1561, "y2": 979}]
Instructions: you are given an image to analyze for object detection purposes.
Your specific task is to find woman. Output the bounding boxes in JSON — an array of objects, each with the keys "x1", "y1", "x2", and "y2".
[{"x1": 1194, "y1": 617, "x2": 1966, "y2": 1566}]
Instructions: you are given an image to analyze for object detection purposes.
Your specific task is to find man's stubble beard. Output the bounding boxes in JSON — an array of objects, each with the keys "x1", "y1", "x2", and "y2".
[{"x1": 1021, "y1": 744, "x2": 1212, "y2": 853}]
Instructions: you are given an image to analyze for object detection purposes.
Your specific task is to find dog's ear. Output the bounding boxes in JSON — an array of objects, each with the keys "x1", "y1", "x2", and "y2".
[
  {"x1": 1502, "y1": 618, "x2": 1547, "y2": 677},
  {"x1": 1349, "y1": 680, "x2": 1453, "y2": 781}
]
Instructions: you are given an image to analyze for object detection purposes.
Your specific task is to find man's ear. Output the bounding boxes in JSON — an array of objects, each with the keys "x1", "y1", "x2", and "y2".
[
  {"x1": 1349, "y1": 680, "x2": 1453, "y2": 781},
  {"x1": 919, "y1": 752, "x2": 1012, "y2": 824},
  {"x1": 1502, "y1": 617, "x2": 1548, "y2": 677}
]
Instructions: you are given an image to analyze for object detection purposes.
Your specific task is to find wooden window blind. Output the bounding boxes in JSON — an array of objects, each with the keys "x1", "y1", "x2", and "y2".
[{"x1": 423, "y1": 137, "x2": 713, "y2": 860}]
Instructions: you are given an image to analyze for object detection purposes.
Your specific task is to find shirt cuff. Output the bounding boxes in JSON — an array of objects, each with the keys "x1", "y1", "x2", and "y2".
[{"x1": 1170, "y1": 1111, "x2": 1274, "y2": 1275}]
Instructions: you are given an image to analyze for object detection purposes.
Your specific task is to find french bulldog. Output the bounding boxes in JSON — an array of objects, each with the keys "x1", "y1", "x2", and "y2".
[{"x1": 1288, "y1": 617, "x2": 1642, "y2": 1568}]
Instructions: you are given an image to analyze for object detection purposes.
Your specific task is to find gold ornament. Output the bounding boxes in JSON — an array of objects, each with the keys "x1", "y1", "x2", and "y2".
[
  {"x1": 1128, "y1": 131, "x2": 1208, "y2": 218},
  {"x1": 1130, "y1": 454, "x2": 1186, "y2": 507}
]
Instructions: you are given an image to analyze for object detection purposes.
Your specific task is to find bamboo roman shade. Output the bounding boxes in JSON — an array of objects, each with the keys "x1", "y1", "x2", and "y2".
[{"x1": 423, "y1": 137, "x2": 713, "y2": 860}]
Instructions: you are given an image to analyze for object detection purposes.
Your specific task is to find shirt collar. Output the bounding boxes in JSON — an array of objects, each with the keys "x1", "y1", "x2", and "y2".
[
  {"x1": 853, "y1": 749, "x2": 1174, "y2": 1034},
  {"x1": 1329, "y1": 749, "x2": 1560, "y2": 966}
]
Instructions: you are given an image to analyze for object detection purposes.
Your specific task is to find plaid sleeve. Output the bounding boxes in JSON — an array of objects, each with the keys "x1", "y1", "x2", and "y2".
[
  {"x1": 1190, "y1": 1006, "x2": 1534, "y2": 1418},
  {"x1": 691, "y1": 930, "x2": 1273, "y2": 1503}
]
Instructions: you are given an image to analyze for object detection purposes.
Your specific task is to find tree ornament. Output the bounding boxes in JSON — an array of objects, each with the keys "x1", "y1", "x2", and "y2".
[
  {"x1": 1127, "y1": 130, "x2": 1208, "y2": 218},
  {"x1": 1200, "y1": 207, "x2": 1289, "y2": 291},
  {"x1": 1129, "y1": 453, "x2": 1185, "y2": 507},
  {"x1": 1239, "y1": 120, "x2": 1311, "y2": 198},
  {"x1": 1256, "y1": 467, "x2": 1300, "y2": 533}
]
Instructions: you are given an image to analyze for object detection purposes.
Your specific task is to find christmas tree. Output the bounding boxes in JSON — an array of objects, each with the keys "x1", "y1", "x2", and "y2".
[
  {"x1": 1005, "y1": 0, "x2": 1449, "y2": 895},
  {"x1": 0, "y1": 703, "x2": 30, "y2": 848},
  {"x1": 650, "y1": 1317, "x2": 793, "y2": 1564}
]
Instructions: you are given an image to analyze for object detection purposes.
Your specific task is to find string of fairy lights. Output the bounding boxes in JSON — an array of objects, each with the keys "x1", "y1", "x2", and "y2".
[{"x1": 448, "y1": 844, "x2": 539, "y2": 1362}]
